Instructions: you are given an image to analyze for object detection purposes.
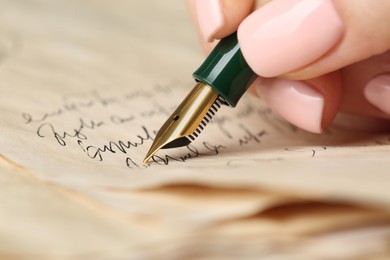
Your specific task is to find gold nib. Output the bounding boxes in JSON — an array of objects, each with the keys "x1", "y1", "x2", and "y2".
[{"x1": 143, "y1": 82, "x2": 225, "y2": 163}]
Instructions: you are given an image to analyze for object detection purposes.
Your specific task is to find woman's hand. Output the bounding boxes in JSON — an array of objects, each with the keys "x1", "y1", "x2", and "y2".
[{"x1": 187, "y1": 0, "x2": 390, "y2": 132}]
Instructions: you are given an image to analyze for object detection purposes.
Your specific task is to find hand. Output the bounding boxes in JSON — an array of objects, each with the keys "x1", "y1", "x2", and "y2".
[{"x1": 187, "y1": 0, "x2": 390, "y2": 132}]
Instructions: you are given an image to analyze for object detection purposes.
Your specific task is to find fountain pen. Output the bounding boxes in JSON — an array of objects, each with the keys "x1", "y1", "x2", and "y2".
[{"x1": 144, "y1": 33, "x2": 257, "y2": 163}]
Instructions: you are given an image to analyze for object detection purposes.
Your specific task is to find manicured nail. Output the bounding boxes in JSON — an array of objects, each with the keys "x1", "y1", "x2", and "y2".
[
  {"x1": 364, "y1": 74, "x2": 390, "y2": 115},
  {"x1": 195, "y1": 0, "x2": 224, "y2": 42},
  {"x1": 256, "y1": 78, "x2": 324, "y2": 133},
  {"x1": 238, "y1": 0, "x2": 344, "y2": 77}
]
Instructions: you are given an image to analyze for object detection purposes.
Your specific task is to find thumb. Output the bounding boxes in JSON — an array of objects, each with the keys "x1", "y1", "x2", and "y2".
[{"x1": 238, "y1": 0, "x2": 390, "y2": 80}]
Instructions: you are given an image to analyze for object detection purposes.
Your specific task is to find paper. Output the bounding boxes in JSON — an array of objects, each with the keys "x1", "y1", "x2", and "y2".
[{"x1": 1, "y1": 0, "x2": 390, "y2": 258}]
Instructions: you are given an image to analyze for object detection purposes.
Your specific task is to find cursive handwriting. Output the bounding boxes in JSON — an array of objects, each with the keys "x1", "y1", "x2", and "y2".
[
  {"x1": 237, "y1": 124, "x2": 267, "y2": 146},
  {"x1": 150, "y1": 142, "x2": 226, "y2": 166},
  {"x1": 37, "y1": 118, "x2": 104, "y2": 146},
  {"x1": 77, "y1": 126, "x2": 154, "y2": 161},
  {"x1": 23, "y1": 100, "x2": 95, "y2": 124},
  {"x1": 24, "y1": 81, "x2": 382, "y2": 170},
  {"x1": 22, "y1": 82, "x2": 180, "y2": 125}
]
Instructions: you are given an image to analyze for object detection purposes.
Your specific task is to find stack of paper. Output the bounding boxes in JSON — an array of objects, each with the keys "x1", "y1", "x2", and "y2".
[{"x1": 0, "y1": 0, "x2": 389, "y2": 259}]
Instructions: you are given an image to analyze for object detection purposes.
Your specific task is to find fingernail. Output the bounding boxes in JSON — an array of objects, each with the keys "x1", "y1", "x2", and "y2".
[
  {"x1": 238, "y1": 0, "x2": 344, "y2": 77},
  {"x1": 364, "y1": 74, "x2": 390, "y2": 115},
  {"x1": 195, "y1": 0, "x2": 224, "y2": 42},
  {"x1": 256, "y1": 78, "x2": 324, "y2": 133}
]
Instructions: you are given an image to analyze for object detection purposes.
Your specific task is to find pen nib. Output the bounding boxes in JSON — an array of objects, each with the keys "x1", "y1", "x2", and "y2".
[{"x1": 143, "y1": 82, "x2": 226, "y2": 163}]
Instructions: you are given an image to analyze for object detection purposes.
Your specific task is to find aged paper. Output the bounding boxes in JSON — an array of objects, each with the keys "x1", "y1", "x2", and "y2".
[
  {"x1": 1, "y1": 0, "x2": 390, "y2": 204},
  {"x1": 0, "y1": 159, "x2": 182, "y2": 259},
  {"x1": 1, "y1": 0, "x2": 390, "y2": 258}
]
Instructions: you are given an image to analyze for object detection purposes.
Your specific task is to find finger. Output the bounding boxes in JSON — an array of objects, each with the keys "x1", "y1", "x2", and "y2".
[
  {"x1": 238, "y1": 0, "x2": 390, "y2": 80},
  {"x1": 252, "y1": 71, "x2": 342, "y2": 133},
  {"x1": 187, "y1": 0, "x2": 255, "y2": 45},
  {"x1": 186, "y1": 0, "x2": 217, "y2": 54},
  {"x1": 340, "y1": 50, "x2": 390, "y2": 120}
]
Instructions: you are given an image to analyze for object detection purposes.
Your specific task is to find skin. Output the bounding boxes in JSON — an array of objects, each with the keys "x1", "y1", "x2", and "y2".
[{"x1": 187, "y1": 0, "x2": 390, "y2": 132}]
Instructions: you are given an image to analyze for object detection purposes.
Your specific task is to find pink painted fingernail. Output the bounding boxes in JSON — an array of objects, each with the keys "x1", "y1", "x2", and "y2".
[
  {"x1": 195, "y1": 0, "x2": 224, "y2": 42},
  {"x1": 256, "y1": 78, "x2": 324, "y2": 133},
  {"x1": 364, "y1": 74, "x2": 390, "y2": 115},
  {"x1": 238, "y1": 0, "x2": 344, "y2": 77}
]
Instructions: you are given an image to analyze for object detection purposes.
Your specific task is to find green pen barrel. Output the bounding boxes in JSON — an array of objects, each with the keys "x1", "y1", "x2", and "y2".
[{"x1": 192, "y1": 33, "x2": 257, "y2": 107}]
